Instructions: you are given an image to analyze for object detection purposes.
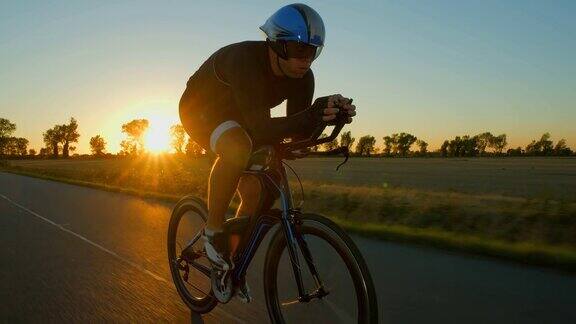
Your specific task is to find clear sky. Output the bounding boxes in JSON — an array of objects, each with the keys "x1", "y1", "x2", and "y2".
[{"x1": 1, "y1": 0, "x2": 575, "y2": 153}]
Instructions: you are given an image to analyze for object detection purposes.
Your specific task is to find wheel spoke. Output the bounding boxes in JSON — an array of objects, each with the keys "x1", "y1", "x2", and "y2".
[
  {"x1": 189, "y1": 260, "x2": 211, "y2": 277},
  {"x1": 184, "y1": 278, "x2": 211, "y2": 296},
  {"x1": 317, "y1": 298, "x2": 356, "y2": 323},
  {"x1": 183, "y1": 228, "x2": 204, "y2": 252},
  {"x1": 281, "y1": 298, "x2": 300, "y2": 306}
]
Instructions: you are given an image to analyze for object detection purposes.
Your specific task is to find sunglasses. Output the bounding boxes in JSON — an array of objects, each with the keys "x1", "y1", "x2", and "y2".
[{"x1": 284, "y1": 41, "x2": 317, "y2": 59}]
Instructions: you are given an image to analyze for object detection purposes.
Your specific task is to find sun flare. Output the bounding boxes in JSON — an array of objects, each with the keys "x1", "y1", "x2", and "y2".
[
  {"x1": 144, "y1": 115, "x2": 173, "y2": 153},
  {"x1": 105, "y1": 99, "x2": 181, "y2": 154}
]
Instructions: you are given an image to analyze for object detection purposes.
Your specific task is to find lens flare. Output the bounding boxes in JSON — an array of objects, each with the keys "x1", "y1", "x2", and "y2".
[{"x1": 144, "y1": 115, "x2": 172, "y2": 153}]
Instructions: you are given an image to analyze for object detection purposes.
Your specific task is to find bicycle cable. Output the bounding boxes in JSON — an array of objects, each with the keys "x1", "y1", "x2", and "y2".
[{"x1": 282, "y1": 160, "x2": 305, "y2": 209}]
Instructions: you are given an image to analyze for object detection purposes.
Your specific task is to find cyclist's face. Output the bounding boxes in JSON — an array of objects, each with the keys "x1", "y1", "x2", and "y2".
[
  {"x1": 280, "y1": 56, "x2": 312, "y2": 78},
  {"x1": 273, "y1": 41, "x2": 313, "y2": 78}
]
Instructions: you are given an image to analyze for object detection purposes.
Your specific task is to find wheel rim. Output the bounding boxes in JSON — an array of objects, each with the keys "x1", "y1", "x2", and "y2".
[{"x1": 169, "y1": 203, "x2": 212, "y2": 303}]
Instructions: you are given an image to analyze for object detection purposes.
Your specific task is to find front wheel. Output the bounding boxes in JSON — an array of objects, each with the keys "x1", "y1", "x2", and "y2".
[{"x1": 263, "y1": 213, "x2": 378, "y2": 323}]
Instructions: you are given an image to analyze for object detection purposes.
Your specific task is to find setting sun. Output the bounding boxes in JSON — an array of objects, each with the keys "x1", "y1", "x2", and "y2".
[
  {"x1": 144, "y1": 115, "x2": 173, "y2": 153},
  {"x1": 107, "y1": 100, "x2": 180, "y2": 154}
]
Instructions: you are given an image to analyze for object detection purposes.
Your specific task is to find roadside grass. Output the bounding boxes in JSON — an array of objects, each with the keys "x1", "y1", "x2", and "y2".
[{"x1": 2, "y1": 156, "x2": 576, "y2": 272}]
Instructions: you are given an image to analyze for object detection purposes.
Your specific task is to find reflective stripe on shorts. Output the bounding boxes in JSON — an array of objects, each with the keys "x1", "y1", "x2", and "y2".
[{"x1": 209, "y1": 120, "x2": 243, "y2": 153}]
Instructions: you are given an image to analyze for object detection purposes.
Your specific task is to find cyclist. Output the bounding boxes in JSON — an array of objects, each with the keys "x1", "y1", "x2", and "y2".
[{"x1": 178, "y1": 3, "x2": 356, "y2": 303}]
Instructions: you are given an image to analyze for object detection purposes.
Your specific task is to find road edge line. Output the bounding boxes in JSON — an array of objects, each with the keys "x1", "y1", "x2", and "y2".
[{"x1": 0, "y1": 193, "x2": 168, "y2": 283}]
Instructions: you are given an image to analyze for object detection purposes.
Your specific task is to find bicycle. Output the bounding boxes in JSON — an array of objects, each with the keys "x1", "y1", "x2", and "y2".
[{"x1": 167, "y1": 109, "x2": 378, "y2": 323}]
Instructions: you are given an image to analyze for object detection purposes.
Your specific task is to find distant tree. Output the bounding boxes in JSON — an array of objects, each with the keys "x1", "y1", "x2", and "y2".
[
  {"x1": 445, "y1": 135, "x2": 479, "y2": 157},
  {"x1": 13, "y1": 137, "x2": 28, "y2": 156},
  {"x1": 476, "y1": 132, "x2": 494, "y2": 155},
  {"x1": 119, "y1": 140, "x2": 135, "y2": 156},
  {"x1": 59, "y1": 118, "x2": 80, "y2": 158},
  {"x1": 322, "y1": 136, "x2": 339, "y2": 151},
  {"x1": 525, "y1": 140, "x2": 537, "y2": 155},
  {"x1": 525, "y1": 132, "x2": 553, "y2": 156},
  {"x1": 28, "y1": 148, "x2": 36, "y2": 156},
  {"x1": 390, "y1": 133, "x2": 401, "y2": 155},
  {"x1": 0, "y1": 118, "x2": 17, "y2": 155},
  {"x1": 395, "y1": 133, "x2": 418, "y2": 156},
  {"x1": 382, "y1": 135, "x2": 393, "y2": 156},
  {"x1": 490, "y1": 134, "x2": 507, "y2": 154},
  {"x1": 440, "y1": 140, "x2": 449, "y2": 157},
  {"x1": 340, "y1": 131, "x2": 355, "y2": 150},
  {"x1": 89, "y1": 135, "x2": 107, "y2": 156},
  {"x1": 120, "y1": 119, "x2": 149, "y2": 156},
  {"x1": 39, "y1": 148, "x2": 48, "y2": 156},
  {"x1": 43, "y1": 127, "x2": 61, "y2": 158},
  {"x1": 553, "y1": 139, "x2": 572, "y2": 156},
  {"x1": 0, "y1": 137, "x2": 7, "y2": 156},
  {"x1": 447, "y1": 136, "x2": 461, "y2": 157},
  {"x1": 462, "y1": 135, "x2": 479, "y2": 157},
  {"x1": 170, "y1": 124, "x2": 187, "y2": 154},
  {"x1": 540, "y1": 133, "x2": 554, "y2": 155},
  {"x1": 355, "y1": 135, "x2": 376, "y2": 157},
  {"x1": 0, "y1": 118, "x2": 16, "y2": 137},
  {"x1": 507, "y1": 147, "x2": 523, "y2": 156},
  {"x1": 3, "y1": 137, "x2": 17, "y2": 155},
  {"x1": 185, "y1": 139, "x2": 204, "y2": 157},
  {"x1": 416, "y1": 139, "x2": 428, "y2": 155}
]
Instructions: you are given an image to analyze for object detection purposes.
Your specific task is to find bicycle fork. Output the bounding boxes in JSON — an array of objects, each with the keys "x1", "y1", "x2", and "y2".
[{"x1": 281, "y1": 212, "x2": 329, "y2": 304}]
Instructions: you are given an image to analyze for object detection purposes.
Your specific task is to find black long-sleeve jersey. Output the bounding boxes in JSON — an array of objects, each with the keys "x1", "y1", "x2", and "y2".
[{"x1": 179, "y1": 41, "x2": 317, "y2": 145}]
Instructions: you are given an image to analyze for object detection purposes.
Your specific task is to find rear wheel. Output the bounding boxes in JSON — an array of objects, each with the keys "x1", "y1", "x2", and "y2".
[
  {"x1": 167, "y1": 196, "x2": 216, "y2": 313},
  {"x1": 263, "y1": 213, "x2": 378, "y2": 323}
]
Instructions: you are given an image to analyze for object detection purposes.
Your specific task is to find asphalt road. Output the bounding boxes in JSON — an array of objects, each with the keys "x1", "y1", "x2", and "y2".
[{"x1": 1, "y1": 172, "x2": 575, "y2": 323}]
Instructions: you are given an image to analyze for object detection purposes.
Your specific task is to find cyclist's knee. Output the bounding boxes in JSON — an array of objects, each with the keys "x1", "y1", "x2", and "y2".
[{"x1": 214, "y1": 127, "x2": 252, "y2": 168}]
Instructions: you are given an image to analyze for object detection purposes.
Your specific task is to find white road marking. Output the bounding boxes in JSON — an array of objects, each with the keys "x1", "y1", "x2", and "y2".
[{"x1": 0, "y1": 193, "x2": 167, "y2": 283}]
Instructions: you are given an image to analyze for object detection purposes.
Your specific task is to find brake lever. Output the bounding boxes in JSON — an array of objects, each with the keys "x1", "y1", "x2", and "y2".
[
  {"x1": 335, "y1": 146, "x2": 349, "y2": 171},
  {"x1": 328, "y1": 98, "x2": 353, "y2": 126}
]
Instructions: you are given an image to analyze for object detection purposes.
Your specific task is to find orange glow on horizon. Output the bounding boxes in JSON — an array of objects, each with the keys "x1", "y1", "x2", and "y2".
[{"x1": 102, "y1": 99, "x2": 180, "y2": 154}]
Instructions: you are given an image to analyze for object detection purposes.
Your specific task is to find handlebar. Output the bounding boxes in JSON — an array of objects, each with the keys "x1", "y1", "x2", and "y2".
[
  {"x1": 280, "y1": 98, "x2": 353, "y2": 153},
  {"x1": 274, "y1": 98, "x2": 353, "y2": 170}
]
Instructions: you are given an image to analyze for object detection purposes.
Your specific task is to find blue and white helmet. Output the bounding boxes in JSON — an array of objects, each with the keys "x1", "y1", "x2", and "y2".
[{"x1": 260, "y1": 3, "x2": 325, "y2": 60}]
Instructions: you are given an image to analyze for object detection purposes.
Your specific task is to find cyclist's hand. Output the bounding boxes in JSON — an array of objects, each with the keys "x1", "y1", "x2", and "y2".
[
  {"x1": 322, "y1": 102, "x2": 339, "y2": 123},
  {"x1": 328, "y1": 94, "x2": 356, "y2": 124}
]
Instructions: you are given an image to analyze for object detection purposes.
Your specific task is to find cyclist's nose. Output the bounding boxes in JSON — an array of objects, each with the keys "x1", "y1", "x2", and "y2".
[{"x1": 296, "y1": 56, "x2": 313, "y2": 65}]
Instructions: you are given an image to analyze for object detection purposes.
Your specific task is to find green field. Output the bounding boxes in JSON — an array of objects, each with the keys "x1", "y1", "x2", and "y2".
[
  {"x1": 3, "y1": 156, "x2": 576, "y2": 270},
  {"x1": 289, "y1": 157, "x2": 576, "y2": 201}
]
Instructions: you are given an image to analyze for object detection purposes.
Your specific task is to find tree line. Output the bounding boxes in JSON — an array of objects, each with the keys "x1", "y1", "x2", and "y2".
[
  {"x1": 0, "y1": 116, "x2": 573, "y2": 159},
  {"x1": 313, "y1": 130, "x2": 573, "y2": 157},
  {"x1": 2, "y1": 117, "x2": 168, "y2": 158},
  {"x1": 0, "y1": 118, "x2": 29, "y2": 156}
]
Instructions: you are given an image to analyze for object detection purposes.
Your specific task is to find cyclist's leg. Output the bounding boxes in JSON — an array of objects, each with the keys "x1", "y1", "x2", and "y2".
[
  {"x1": 206, "y1": 122, "x2": 253, "y2": 232},
  {"x1": 224, "y1": 174, "x2": 263, "y2": 258},
  {"x1": 201, "y1": 121, "x2": 253, "y2": 271},
  {"x1": 235, "y1": 175, "x2": 262, "y2": 218},
  {"x1": 228, "y1": 175, "x2": 261, "y2": 303}
]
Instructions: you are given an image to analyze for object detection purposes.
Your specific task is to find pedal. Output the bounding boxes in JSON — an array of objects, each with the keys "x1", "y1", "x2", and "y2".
[{"x1": 211, "y1": 269, "x2": 233, "y2": 303}]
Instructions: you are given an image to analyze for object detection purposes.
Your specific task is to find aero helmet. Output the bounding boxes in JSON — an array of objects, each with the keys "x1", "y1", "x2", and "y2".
[{"x1": 260, "y1": 3, "x2": 325, "y2": 60}]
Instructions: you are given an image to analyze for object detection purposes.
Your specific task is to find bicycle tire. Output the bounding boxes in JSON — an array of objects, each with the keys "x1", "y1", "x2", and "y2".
[
  {"x1": 263, "y1": 213, "x2": 378, "y2": 323},
  {"x1": 167, "y1": 195, "x2": 217, "y2": 313}
]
